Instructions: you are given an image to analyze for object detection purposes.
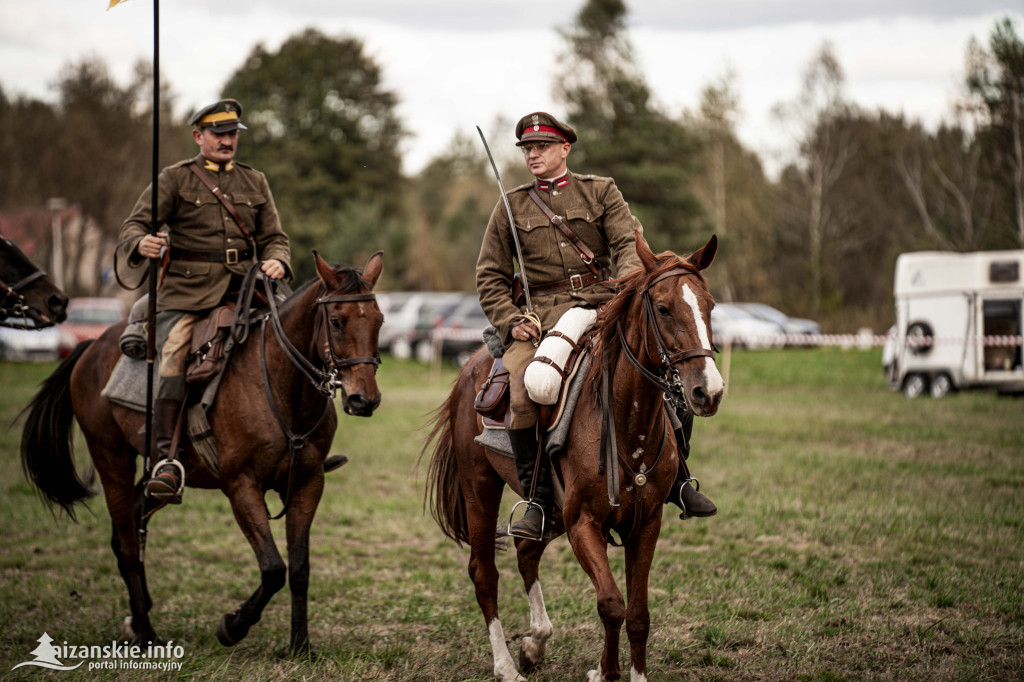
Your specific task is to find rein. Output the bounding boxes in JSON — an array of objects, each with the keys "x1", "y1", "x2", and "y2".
[
  {"x1": 600, "y1": 266, "x2": 716, "y2": 541},
  {"x1": 0, "y1": 270, "x2": 48, "y2": 325},
  {"x1": 257, "y1": 273, "x2": 379, "y2": 519}
]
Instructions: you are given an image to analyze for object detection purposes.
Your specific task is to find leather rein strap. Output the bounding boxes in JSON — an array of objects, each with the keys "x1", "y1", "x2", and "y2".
[
  {"x1": 527, "y1": 188, "x2": 603, "y2": 278},
  {"x1": 257, "y1": 272, "x2": 379, "y2": 519},
  {"x1": 0, "y1": 270, "x2": 47, "y2": 324}
]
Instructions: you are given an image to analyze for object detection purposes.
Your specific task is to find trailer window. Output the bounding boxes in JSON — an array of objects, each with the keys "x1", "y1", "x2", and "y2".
[
  {"x1": 982, "y1": 299, "x2": 1021, "y2": 371},
  {"x1": 989, "y1": 261, "x2": 1019, "y2": 283}
]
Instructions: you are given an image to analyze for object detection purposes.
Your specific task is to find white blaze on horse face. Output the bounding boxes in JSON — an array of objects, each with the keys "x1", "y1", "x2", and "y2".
[
  {"x1": 681, "y1": 282, "x2": 725, "y2": 394},
  {"x1": 488, "y1": 618, "x2": 526, "y2": 682}
]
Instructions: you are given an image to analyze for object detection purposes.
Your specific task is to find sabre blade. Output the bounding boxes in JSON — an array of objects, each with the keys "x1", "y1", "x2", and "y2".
[{"x1": 476, "y1": 125, "x2": 534, "y2": 313}]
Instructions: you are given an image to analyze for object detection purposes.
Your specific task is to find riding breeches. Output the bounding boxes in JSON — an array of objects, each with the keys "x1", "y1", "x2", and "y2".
[
  {"x1": 504, "y1": 339, "x2": 540, "y2": 430},
  {"x1": 155, "y1": 310, "x2": 199, "y2": 401}
]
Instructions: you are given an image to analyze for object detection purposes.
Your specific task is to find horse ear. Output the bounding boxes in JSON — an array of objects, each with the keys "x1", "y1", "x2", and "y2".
[
  {"x1": 634, "y1": 229, "x2": 659, "y2": 273},
  {"x1": 313, "y1": 250, "x2": 339, "y2": 287},
  {"x1": 687, "y1": 234, "x2": 718, "y2": 271},
  {"x1": 361, "y1": 251, "x2": 384, "y2": 290}
]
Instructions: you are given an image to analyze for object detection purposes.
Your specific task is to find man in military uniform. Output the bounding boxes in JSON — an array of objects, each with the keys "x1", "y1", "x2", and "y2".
[
  {"x1": 117, "y1": 98, "x2": 292, "y2": 504},
  {"x1": 476, "y1": 112, "x2": 716, "y2": 539}
]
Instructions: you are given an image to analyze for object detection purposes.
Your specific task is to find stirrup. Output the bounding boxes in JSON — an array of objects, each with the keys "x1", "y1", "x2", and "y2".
[
  {"x1": 676, "y1": 476, "x2": 699, "y2": 518},
  {"x1": 146, "y1": 458, "x2": 185, "y2": 501},
  {"x1": 506, "y1": 499, "x2": 545, "y2": 541}
]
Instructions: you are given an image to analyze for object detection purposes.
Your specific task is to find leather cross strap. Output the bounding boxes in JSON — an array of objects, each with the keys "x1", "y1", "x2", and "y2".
[
  {"x1": 188, "y1": 163, "x2": 255, "y2": 244},
  {"x1": 527, "y1": 187, "x2": 602, "y2": 278}
]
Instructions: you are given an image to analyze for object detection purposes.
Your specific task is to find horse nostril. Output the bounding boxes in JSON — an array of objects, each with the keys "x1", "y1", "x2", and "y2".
[{"x1": 691, "y1": 386, "x2": 707, "y2": 407}]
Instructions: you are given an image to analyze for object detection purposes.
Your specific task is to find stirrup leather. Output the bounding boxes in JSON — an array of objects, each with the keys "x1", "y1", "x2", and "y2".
[
  {"x1": 146, "y1": 458, "x2": 186, "y2": 499},
  {"x1": 506, "y1": 499, "x2": 546, "y2": 541}
]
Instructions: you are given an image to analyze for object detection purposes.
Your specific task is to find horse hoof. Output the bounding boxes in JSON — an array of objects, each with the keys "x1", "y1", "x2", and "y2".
[
  {"x1": 518, "y1": 638, "x2": 543, "y2": 673},
  {"x1": 216, "y1": 612, "x2": 247, "y2": 647}
]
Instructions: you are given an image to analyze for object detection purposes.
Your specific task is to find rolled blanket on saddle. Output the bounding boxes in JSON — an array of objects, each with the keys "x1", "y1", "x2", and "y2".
[
  {"x1": 525, "y1": 307, "x2": 598, "y2": 405},
  {"x1": 119, "y1": 296, "x2": 149, "y2": 360}
]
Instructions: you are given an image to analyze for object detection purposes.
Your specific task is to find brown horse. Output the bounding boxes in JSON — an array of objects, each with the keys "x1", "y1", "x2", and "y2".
[
  {"x1": 20, "y1": 250, "x2": 383, "y2": 654},
  {"x1": 0, "y1": 234, "x2": 68, "y2": 327},
  {"x1": 424, "y1": 234, "x2": 723, "y2": 681}
]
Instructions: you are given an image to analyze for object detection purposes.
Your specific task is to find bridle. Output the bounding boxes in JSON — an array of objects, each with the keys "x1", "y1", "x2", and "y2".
[
  {"x1": 0, "y1": 270, "x2": 49, "y2": 326},
  {"x1": 256, "y1": 273, "x2": 380, "y2": 519},
  {"x1": 600, "y1": 264, "x2": 717, "y2": 534},
  {"x1": 616, "y1": 265, "x2": 716, "y2": 410}
]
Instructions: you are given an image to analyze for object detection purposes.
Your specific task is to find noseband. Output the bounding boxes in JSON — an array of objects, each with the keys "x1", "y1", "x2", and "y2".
[
  {"x1": 616, "y1": 266, "x2": 716, "y2": 408},
  {"x1": 314, "y1": 292, "x2": 381, "y2": 388},
  {"x1": 0, "y1": 270, "x2": 48, "y2": 324}
]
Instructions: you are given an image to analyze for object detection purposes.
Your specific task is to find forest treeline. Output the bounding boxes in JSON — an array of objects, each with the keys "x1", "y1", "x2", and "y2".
[{"x1": 2, "y1": 0, "x2": 1022, "y2": 332}]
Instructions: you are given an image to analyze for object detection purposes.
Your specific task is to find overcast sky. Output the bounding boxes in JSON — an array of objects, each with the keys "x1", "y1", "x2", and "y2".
[{"x1": 1, "y1": 1, "x2": 1021, "y2": 176}]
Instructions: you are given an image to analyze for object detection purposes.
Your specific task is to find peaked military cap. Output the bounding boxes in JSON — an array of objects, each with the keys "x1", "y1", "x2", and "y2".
[
  {"x1": 515, "y1": 112, "x2": 577, "y2": 146},
  {"x1": 188, "y1": 99, "x2": 247, "y2": 133}
]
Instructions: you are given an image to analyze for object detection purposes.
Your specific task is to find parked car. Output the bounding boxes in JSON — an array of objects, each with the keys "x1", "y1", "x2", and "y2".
[
  {"x1": 735, "y1": 302, "x2": 821, "y2": 345},
  {"x1": 0, "y1": 317, "x2": 60, "y2": 362},
  {"x1": 434, "y1": 295, "x2": 490, "y2": 366},
  {"x1": 377, "y1": 291, "x2": 419, "y2": 352},
  {"x1": 390, "y1": 292, "x2": 464, "y2": 362},
  {"x1": 710, "y1": 303, "x2": 785, "y2": 349},
  {"x1": 57, "y1": 297, "x2": 127, "y2": 358}
]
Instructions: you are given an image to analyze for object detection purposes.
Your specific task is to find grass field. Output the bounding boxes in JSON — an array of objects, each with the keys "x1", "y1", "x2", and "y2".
[{"x1": 1, "y1": 347, "x2": 1022, "y2": 681}]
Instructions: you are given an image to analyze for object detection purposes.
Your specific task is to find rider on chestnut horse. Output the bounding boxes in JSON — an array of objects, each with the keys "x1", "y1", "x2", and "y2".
[{"x1": 475, "y1": 111, "x2": 716, "y2": 539}]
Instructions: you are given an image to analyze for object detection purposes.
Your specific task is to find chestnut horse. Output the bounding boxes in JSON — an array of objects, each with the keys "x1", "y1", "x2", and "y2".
[
  {"x1": 425, "y1": 235, "x2": 723, "y2": 681},
  {"x1": 0, "y1": 235, "x2": 68, "y2": 327},
  {"x1": 20, "y1": 250, "x2": 383, "y2": 654}
]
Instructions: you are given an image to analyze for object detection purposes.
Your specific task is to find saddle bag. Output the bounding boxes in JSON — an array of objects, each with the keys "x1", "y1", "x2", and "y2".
[
  {"x1": 186, "y1": 303, "x2": 236, "y2": 384},
  {"x1": 474, "y1": 357, "x2": 510, "y2": 420}
]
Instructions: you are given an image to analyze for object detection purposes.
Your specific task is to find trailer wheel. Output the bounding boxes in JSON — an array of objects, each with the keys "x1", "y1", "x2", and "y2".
[
  {"x1": 906, "y1": 322, "x2": 933, "y2": 355},
  {"x1": 904, "y1": 373, "x2": 928, "y2": 399},
  {"x1": 930, "y1": 373, "x2": 953, "y2": 399}
]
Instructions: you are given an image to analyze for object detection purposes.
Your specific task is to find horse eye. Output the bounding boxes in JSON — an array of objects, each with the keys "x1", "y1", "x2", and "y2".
[
  {"x1": 330, "y1": 317, "x2": 342, "y2": 331},
  {"x1": 656, "y1": 304, "x2": 670, "y2": 316}
]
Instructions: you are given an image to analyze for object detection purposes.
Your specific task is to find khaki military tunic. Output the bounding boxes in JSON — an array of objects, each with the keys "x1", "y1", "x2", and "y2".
[
  {"x1": 117, "y1": 154, "x2": 292, "y2": 313},
  {"x1": 476, "y1": 171, "x2": 645, "y2": 345}
]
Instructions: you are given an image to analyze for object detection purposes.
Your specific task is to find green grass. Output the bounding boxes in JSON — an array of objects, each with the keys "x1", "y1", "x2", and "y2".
[{"x1": 1, "y1": 348, "x2": 1022, "y2": 680}]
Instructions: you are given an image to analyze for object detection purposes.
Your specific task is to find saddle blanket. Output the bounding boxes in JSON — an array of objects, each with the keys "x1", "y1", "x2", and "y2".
[{"x1": 475, "y1": 353, "x2": 591, "y2": 458}]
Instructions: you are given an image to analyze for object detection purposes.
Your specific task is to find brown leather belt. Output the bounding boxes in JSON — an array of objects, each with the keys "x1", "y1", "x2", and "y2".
[
  {"x1": 170, "y1": 246, "x2": 253, "y2": 264},
  {"x1": 530, "y1": 267, "x2": 610, "y2": 297}
]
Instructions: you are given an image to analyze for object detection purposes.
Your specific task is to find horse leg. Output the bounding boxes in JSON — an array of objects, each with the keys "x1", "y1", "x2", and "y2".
[
  {"x1": 87, "y1": 436, "x2": 162, "y2": 645},
  {"x1": 217, "y1": 478, "x2": 287, "y2": 647},
  {"x1": 622, "y1": 516, "x2": 661, "y2": 682},
  {"x1": 568, "y1": 516, "x2": 625, "y2": 682},
  {"x1": 464, "y1": 467, "x2": 524, "y2": 682},
  {"x1": 284, "y1": 474, "x2": 325, "y2": 656},
  {"x1": 514, "y1": 536, "x2": 554, "y2": 672}
]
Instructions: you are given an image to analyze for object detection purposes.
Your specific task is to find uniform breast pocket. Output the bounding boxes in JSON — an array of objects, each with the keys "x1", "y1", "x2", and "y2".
[
  {"x1": 514, "y1": 213, "x2": 554, "y2": 253},
  {"x1": 229, "y1": 192, "x2": 266, "y2": 230},
  {"x1": 564, "y1": 203, "x2": 606, "y2": 245}
]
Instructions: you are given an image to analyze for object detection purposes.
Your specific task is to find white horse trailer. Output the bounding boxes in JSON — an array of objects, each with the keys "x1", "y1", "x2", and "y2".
[{"x1": 885, "y1": 250, "x2": 1024, "y2": 398}]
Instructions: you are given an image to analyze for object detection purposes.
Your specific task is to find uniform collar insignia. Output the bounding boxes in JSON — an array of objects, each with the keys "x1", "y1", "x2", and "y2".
[
  {"x1": 536, "y1": 172, "x2": 570, "y2": 192},
  {"x1": 202, "y1": 159, "x2": 234, "y2": 172}
]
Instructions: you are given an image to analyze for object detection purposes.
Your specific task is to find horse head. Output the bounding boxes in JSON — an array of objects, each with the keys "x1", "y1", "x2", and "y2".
[
  {"x1": 0, "y1": 236, "x2": 68, "y2": 327},
  {"x1": 313, "y1": 250, "x2": 384, "y2": 417},
  {"x1": 632, "y1": 231, "x2": 724, "y2": 417}
]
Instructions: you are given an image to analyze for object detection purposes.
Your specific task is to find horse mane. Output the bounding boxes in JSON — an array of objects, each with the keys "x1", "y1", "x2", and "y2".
[
  {"x1": 285, "y1": 263, "x2": 370, "y2": 302},
  {"x1": 586, "y1": 249, "x2": 707, "y2": 387}
]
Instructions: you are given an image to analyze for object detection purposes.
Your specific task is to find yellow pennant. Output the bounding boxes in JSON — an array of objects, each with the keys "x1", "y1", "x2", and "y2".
[{"x1": 108, "y1": 0, "x2": 129, "y2": 8}]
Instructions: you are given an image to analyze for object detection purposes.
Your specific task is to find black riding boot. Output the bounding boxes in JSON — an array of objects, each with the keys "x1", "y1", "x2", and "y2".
[
  {"x1": 667, "y1": 410, "x2": 717, "y2": 519},
  {"x1": 508, "y1": 426, "x2": 552, "y2": 540},
  {"x1": 145, "y1": 398, "x2": 185, "y2": 504}
]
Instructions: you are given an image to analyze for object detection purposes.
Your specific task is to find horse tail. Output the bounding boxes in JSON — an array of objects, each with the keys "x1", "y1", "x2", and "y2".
[
  {"x1": 20, "y1": 340, "x2": 97, "y2": 520},
  {"x1": 421, "y1": 387, "x2": 469, "y2": 545}
]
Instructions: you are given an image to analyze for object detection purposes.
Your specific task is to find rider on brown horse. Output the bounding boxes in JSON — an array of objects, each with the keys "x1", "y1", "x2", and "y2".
[
  {"x1": 475, "y1": 112, "x2": 716, "y2": 539},
  {"x1": 115, "y1": 99, "x2": 292, "y2": 505}
]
